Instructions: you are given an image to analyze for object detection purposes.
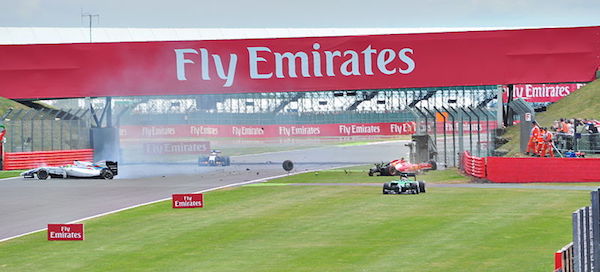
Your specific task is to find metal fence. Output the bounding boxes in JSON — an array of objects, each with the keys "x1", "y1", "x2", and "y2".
[
  {"x1": 557, "y1": 188, "x2": 600, "y2": 271},
  {"x1": 1, "y1": 108, "x2": 91, "y2": 152},
  {"x1": 555, "y1": 133, "x2": 600, "y2": 155},
  {"x1": 413, "y1": 106, "x2": 497, "y2": 168}
]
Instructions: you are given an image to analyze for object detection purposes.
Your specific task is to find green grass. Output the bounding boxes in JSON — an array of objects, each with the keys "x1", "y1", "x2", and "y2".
[
  {"x1": 0, "y1": 170, "x2": 23, "y2": 179},
  {"x1": 0, "y1": 168, "x2": 587, "y2": 271},
  {"x1": 500, "y1": 79, "x2": 600, "y2": 156},
  {"x1": 0, "y1": 97, "x2": 29, "y2": 116},
  {"x1": 272, "y1": 167, "x2": 470, "y2": 184}
]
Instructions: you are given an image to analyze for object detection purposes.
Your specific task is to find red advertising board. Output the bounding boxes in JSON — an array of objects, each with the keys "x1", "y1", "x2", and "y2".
[
  {"x1": 486, "y1": 157, "x2": 600, "y2": 183},
  {"x1": 120, "y1": 122, "x2": 417, "y2": 139},
  {"x1": 47, "y1": 224, "x2": 84, "y2": 241},
  {"x1": 172, "y1": 194, "x2": 204, "y2": 208},
  {"x1": 143, "y1": 141, "x2": 210, "y2": 154},
  {"x1": 502, "y1": 83, "x2": 588, "y2": 103},
  {"x1": 0, "y1": 26, "x2": 598, "y2": 99}
]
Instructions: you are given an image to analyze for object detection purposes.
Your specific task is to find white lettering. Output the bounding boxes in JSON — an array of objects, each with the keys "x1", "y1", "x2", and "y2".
[
  {"x1": 212, "y1": 54, "x2": 238, "y2": 87},
  {"x1": 377, "y1": 49, "x2": 396, "y2": 75},
  {"x1": 275, "y1": 52, "x2": 310, "y2": 78},
  {"x1": 247, "y1": 47, "x2": 273, "y2": 79},
  {"x1": 174, "y1": 49, "x2": 198, "y2": 80},
  {"x1": 398, "y1": 48, "x2": 415, "y2": 74}
]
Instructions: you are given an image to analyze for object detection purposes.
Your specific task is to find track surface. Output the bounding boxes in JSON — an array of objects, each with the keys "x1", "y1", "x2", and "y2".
[{"x1": 0, "y1": 141, "x2": 409, "y2": 241}]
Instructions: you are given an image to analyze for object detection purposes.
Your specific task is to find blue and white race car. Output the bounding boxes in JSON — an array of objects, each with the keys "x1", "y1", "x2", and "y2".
[
  {"x1": 21, "y1": 161, "x2": 118, "y2": 180},
  {"x1": 198, "y1": 150, "x2": 230, "y2": 166}
]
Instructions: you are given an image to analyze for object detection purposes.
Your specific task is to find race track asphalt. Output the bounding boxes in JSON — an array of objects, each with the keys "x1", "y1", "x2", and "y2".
[{"x1": 0, "y1": 141, "x2": 410, "y2": 241}]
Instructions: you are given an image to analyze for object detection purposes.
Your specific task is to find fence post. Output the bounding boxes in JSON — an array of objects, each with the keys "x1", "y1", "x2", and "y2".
[
  {"x1": 591, "y1": 190, "x2": 600, "y2": 271},
  {"x1": 574, "y1": 209, "x2": 582, "y2": 271}
]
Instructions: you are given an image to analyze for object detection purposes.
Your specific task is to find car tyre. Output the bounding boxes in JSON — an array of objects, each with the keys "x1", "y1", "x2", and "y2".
[
  {"x1": 387, "y1": 166, "x2": 398, "y2": 176},
  {"x1": 37, "y1": 169, "x2": 49, "y2": 180},
  {"x1": 418, "y1": 181, "x2": 426, "y2": 193},
  {"x1": 368, "y1": 169, "x2": 374, "y2": 176},
  {"x1": 101, "y1": 169, "x2": 114, "y2": 180},
  {"x1": 382, "y1": 183, "x2": 390, "y2": 194},
  {"x1": 198, "y1": 156, "x2": 208, "y2": 166}
]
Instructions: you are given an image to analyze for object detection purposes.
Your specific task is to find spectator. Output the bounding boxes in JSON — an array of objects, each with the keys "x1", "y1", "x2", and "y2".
[{"x1": 587, "y1": 120, "x2": 598, "y2": 151}]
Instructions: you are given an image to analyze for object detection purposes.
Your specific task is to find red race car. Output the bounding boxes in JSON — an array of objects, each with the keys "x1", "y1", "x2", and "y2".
[{"x1": 368, "y1": 158, "x2": 437, "y2": 176}]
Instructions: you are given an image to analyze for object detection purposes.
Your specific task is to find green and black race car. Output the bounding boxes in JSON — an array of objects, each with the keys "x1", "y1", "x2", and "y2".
[{"x1": 382, "y1": 173, "x2": 426, "y2": 195}]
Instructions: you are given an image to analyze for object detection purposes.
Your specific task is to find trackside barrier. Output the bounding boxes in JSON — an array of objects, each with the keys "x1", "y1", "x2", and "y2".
[
  {"x1": 3, "y1": 149, "x2": 94, "y2": 170},
  {"x1": 486, "y1": 157, "x2": 600, "y2": 183},
  {"x1": 555, "y1": 242, "x2": 574, "y2": 272},
  {"x1": 461, "y1": 151, "x2": 486, "y2": 178},
  {"x1": 556, "y1": 188, "x2": 600, "y2": 272}
]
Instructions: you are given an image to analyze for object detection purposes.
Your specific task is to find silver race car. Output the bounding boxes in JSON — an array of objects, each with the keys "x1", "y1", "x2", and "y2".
[
  {"x1": 198, "y1": 150, "x2": 230, "y2": 166},
  {"x1": 21, "y1": 161, "x2": 118, "y2": 180}
]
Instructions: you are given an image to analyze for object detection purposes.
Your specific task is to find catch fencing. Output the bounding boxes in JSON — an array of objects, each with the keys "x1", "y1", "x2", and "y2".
[
  {"x1": 413, "y1": 106, "x2": 498, "y2": 169},
  {"x1": 1, "y1": 108, "x2": 91, "y2": 153},
  {"x1": 556, "y1": 188, "x2": 600, "y2": 272},
  {"x1": 555, "y1": 132, "x2": 600, "y2": 155}
]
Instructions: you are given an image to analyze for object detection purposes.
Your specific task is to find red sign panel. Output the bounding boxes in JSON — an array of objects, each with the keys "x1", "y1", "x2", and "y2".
[
  {"x1": 502, "y1": 83, "x2": 588, "y2": 103},
  {"x1": 143, "y1": 141, "x2": 210, "y2": 154},
  {"x1": 172, "y1": 194, "x2": 204, "y2": 208},
  {"x1": 0, "y1": 26, "x2": 598, "y2": 99},
  {"x1": 120, "y1": 122, "x2": 417, "y2": 139},
  {"x1": 47, "y1": 224, "x2": 84, "y2": 241}
]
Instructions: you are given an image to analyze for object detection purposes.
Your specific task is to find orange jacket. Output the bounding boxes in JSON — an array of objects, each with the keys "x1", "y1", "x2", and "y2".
[
  {"x1": 544, "y1": 131, "x2": 553, "y2": 142},
  {"x1": 531, "y1": 126, "x2": 540, "y2": 137}
]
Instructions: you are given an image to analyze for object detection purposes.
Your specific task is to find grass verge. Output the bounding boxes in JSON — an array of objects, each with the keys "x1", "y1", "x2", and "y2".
[
  {"x1": 0, "y1": 170, "x2": 23, "y2": 179},
  {"x1": 0, "y1": 168, "x2": 587, "y2": 271},
  {"x1": 270, "y1": 167, "x2": 470, "y2": 184}
]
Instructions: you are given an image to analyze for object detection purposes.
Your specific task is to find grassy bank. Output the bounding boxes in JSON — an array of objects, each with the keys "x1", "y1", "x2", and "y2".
[{"x1": 500, "y1": 79, "x2": 600, "y2": 155}]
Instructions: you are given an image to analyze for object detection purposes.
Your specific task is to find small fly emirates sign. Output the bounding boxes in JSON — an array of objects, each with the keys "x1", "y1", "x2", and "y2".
[
  {"x1": 172, "y1": 194, "x2": 204, "y2": 208},
  {"x1": 47, "y1": 224, "x2": 84, "y2": 241}
]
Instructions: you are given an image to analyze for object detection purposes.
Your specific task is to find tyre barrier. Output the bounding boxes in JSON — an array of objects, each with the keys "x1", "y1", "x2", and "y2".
[
  {"x1": 2, "y1": 149, "x2": 94, "y2": 170},
  {"x1": 461, "y1": 151, "x2": 486, "y2": 178}
]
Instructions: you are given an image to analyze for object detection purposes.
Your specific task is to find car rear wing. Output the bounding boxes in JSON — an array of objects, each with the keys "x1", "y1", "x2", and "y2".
[
  {"x1": 400, "y1": 172, "x2": 416, "y2": 177},
  {"x1": 105, "y1": 161, "x2": 118, "y2": 176}
]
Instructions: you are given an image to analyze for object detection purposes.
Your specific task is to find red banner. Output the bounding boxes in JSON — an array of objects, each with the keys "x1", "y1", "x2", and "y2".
[
  {"x1": 486, "y1": 157, "x2": 600, "y2": 183},
  {"x1": 120, "y1": 122, "x2": 417, "y2": 139},
  {"x1": 502, "y1": 83, "x2": 588, "y2": 103},
  {"x1": 0, "y1": 26, "x2": 598, "y2": 99},
  {"x1": 47, "y1": 224, "x2": 84, "y2": 241},
  {"x1": 143, "y1": 141, "x2": 210, "y2": 154},
  {"x1": 172, "y1": 194, "x2": 204, "y2": 208}
]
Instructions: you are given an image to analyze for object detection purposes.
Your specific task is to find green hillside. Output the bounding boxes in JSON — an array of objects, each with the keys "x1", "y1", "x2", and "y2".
[
  {"x1": 0, "y1": 97, "x2": 29, "y2": 117},
  {"x1": 499, "y1": 79, "x2": 600, "y2": 155}
]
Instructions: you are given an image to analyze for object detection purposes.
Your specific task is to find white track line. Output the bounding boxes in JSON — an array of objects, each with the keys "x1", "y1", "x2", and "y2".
[
  {"x1": 0, "y1": 164, "x2": 359, "y2": 243},
  {"x1": 0, "y1": 177, "x2": 22, "y2": 181}
]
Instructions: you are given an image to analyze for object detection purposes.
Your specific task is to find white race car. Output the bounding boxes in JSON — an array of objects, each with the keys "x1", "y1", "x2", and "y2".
[
  {"x1": 198, "y1": 150, "x2": 230, "y2": 166},
  {"x1": 21, "y1": 161, "x2": 118, "y2": 180}
]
